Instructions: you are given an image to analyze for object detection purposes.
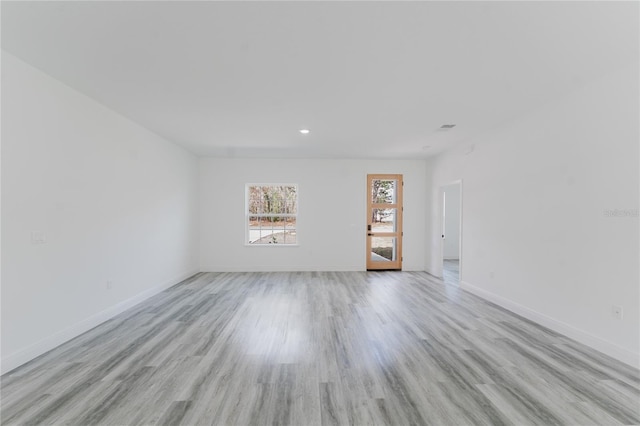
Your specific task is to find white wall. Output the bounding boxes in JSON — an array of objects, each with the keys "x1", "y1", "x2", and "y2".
[
  {"x1": 443, "y1": 183, "x2": 460, "y2": 260},
  {"x1": 200, "y1": 158, "x2": 427, "y2": 271},
  {"x1": 425, "y1": 62, "x2": 639, "y2": 367},
  {"x1": 1, "y1": 53, "x2": 200, "y2": 374}
]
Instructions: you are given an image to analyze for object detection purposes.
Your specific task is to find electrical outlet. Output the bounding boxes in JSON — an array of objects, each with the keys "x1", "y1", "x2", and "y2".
[
  {"x1": 106, "y1": 281, "x2": 113, "y2": 290},
  {"x1": 31, "y1": 231, "x2": 46, "y2": 244},
  {"x1": 612, "y1": 305, "x2": 623, "y2": 320}
]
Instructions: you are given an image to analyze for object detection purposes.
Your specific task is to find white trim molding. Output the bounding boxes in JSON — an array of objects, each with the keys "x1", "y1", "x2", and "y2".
[
  {"x1": 460, "y1": 280, "x2": 640, "y2": 369},
  {"x1": 1, "y1": 269, "x2": 199, "y2": 375}
]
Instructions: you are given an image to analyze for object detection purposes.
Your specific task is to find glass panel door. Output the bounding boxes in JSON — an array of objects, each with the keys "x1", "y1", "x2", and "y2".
[{"x1": 367, "y1": 175, "x2": 403, "y2": 270}]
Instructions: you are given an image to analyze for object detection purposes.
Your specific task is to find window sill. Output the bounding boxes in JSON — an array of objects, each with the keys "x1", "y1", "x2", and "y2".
[{"x1": 245, "y1": 243, "x2": 300, "y2": 247}]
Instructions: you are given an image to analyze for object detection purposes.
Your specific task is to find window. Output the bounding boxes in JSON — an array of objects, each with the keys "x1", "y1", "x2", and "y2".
[{"x1": 246, "y1": 184, "x2": 297, "y2": 245}]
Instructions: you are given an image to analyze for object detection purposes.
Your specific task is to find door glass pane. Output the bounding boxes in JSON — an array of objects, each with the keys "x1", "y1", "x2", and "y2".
[
  {"x1": 371, "y1": 208, "x2": 396, "y2": 232},
  {"x1": 371, "y1": 179, "x2": 396, "y2": 204},
  {"x1": 371, "y1": 237, "x2": 396, "y2": 262}
]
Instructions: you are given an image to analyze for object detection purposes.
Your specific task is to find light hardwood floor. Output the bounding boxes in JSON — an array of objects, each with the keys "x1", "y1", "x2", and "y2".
[
  {"x1": 443, "y1": 260, "x2": 459, "y2": 286},
  {"x1": 2, "y1": 271, "x2": 639, "y2": 425}
]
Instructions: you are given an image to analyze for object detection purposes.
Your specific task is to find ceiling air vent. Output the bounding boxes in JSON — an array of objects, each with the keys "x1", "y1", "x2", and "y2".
[{"x1": 439, "y1": 124, "x2": 456, "y2": 129}]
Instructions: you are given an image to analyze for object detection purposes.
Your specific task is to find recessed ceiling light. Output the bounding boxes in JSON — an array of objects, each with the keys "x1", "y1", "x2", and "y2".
[{"x1": 299, "y1": 129, "x2": 310, "y2": 134}]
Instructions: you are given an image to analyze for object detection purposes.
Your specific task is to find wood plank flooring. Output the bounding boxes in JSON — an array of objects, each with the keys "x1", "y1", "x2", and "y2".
[
  {"x1": 443, "y1": 260, "x2": 459, "y2": 286},
  {"x1": 2, "y1": 271, "x2": 639, "y2": 425}
]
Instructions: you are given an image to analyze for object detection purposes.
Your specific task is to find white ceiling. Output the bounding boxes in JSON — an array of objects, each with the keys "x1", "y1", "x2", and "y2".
[{"x1": 2, "y1": 1, "x2": 638, "y2": 159}]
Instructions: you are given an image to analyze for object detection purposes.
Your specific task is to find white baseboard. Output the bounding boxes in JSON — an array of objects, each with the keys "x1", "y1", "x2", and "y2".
[
  {"x1": 424, "y1": 266, "x2": 443, "y2": 279},
  {"x1": 1, "y1": 269, "x2": 199, "y2": 375},
  {"x1": 200, "y1": 265, "x2": 362, "y2": 272},
  {"x1": 201, "y1": 266, "x2": 426, "y2": 272},
  {"x1": 460, "y1": 280, "x2": 640, "y2": 369}
]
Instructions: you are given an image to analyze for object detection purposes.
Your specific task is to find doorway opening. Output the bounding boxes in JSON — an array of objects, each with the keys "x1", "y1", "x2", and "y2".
[{"x1": 441, "y1": 181, "x2": 462, "y2": 284}]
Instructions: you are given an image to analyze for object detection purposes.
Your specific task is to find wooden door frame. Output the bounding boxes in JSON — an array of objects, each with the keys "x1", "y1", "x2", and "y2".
[{"x1": 366, "y1": 174, "x2": 403, "y2": 270}]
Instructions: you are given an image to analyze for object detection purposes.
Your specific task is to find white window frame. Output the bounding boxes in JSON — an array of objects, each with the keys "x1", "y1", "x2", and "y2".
[{"x1": 245, "y1": 183, "x2": 299, "y2": 246}]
